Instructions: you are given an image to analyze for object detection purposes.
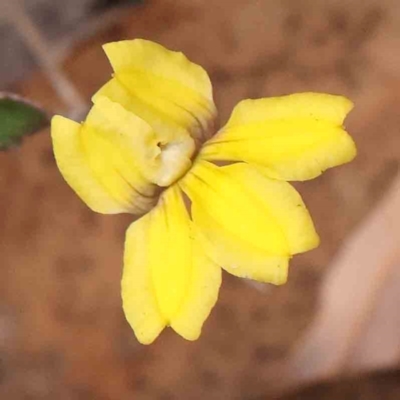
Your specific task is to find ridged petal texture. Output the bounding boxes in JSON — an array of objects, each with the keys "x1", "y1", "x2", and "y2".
[
  {"x1": 51, "y1": 39, "x2": 216, "y2": 215},
  {"x1": 51, "y1": 38, "x2": 357, "y2": 345},
  {"x1": 122, "y1": 186, "x2": 221, "y2": 344},
  {"x1": 51, "y1": 114, "x2": 155, "y2": 214},
  {"x1": 180, "y1": 161, "x2": 319, "y2": 285},
  {"x1": 200, "y1": 93, "x2": 356, "y2": 181},
  {"x1": 94, "y1": 39, "x2": 216, "y2": 144}
]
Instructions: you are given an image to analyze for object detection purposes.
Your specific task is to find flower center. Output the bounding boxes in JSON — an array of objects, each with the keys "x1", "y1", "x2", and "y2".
[
  {"x1": 150, "y1": 119, "x2": 216, "y2": 187},
  {"x1": 153, "y1": 138, "x2": 195, "y2": 186}
]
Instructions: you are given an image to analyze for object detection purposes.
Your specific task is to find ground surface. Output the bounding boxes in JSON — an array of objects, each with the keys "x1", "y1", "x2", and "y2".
[{"x1": 1, "y1": 0, "x2": 400, "y2": 399}]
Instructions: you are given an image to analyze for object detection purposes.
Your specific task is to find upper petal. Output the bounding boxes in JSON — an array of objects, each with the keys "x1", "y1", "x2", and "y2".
[
  {"x1": 200, "y1": 93, "x2": 356, "y2": 181},
  {"x1": 180, "y1": 160, "x2": 317, "y2": 284},
  {"x1": 122, "y1": 185, "x2": 221, "y2": 343},
  {"x1": 97, "y1": 39, "x2": 216, "y2": 143},
  {"x1": 87, "y1": 96, "x2": 195, "y2": 187},
  {"x1": 224, "y1": 92, "x2": 352, "y2": 127}
]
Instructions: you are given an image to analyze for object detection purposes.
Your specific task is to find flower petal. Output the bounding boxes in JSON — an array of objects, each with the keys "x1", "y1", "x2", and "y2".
[
  {"x1": 201, "y1": 93, "x2": 356, "y2": 181},
  {"x1": 98, "y1": 39, "x2": 216, "y2": 142},
  {"x1": 170, "y1": 237, "x2": 221, "y2": 341},
  {"x1": 224, "y1": 92, "x2": 352, "y2": 126},
  {"x1": 122, "y1": 210, "x2": 166, "y2": 344},
  {"x1": 220, "y1": 163, "x2": 319, "y2": 254},
  {"x1": 122, "y1": 185, "x2": 221, "y2": 343},
  {"x1": 180, "y1": 161, "x2": 299, "y2": 284},
  {"x1": 51, "y1": 115, "x2": 142, "y2": 214},
  {"x1": 87, "y1": 96, "x2": 195, "y2": 187}
]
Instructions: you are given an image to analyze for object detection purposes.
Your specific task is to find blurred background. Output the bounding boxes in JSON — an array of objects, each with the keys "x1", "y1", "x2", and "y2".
[{"x1": 1, "y1": 0, "x2": 400, "y2": 399}]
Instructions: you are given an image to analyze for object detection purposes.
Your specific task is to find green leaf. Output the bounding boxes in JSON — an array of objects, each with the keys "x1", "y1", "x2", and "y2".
[{"x1": 0, "y1": 93, "x2": 50, "y2": 150}]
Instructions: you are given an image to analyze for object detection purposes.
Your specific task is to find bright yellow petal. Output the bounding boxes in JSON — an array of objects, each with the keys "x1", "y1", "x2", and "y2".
[
  {"x1": 122, "y1": 185, "x2": 221, "y2": 343},
  {"x1": 122, "y1": 211, "x2": 166, "y2": 344},
  {"x1": 171, "y1": 236, "x2": 221, "y2": 341},
  {"x1": 225, "y1": 92, "x2": 352, "y2": 127},
  {"x1": 81, "y1": 101, "x2": 163, "y2": 214},
  {"x1": 51, "y1": 115, "x2": 135, "y2": 214},
  {"x1": 201, "y1": 93, "x2": 356, "y2": 181},
  {"x1": 180, "y1": 160, "x2": 291, "y2": 285},
  {"x1": 87, "y1": 96, "x2": 195, "y2": 186},
  {"x1": 93, "y1": 78, "x2": 183, "y2": 142},
  {"x1": 220, "y1": 163, "x2": 319, "y2": 254},
  {"x1": 98, "y1": 39, "x2": 216, "y2": 142},
  {"x1": 150, "y1": 186, "x2": 192, "y2": 321}
]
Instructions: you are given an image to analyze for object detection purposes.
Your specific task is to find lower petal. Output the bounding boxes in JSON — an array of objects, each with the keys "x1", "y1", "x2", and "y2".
[
  {"x1": 220, "y1": 163, "x2": 320, "y2": 254},
  {"x1": 193, "y1": 206, "x2": 289, "y2": 284},
  {"x1": 122, "y1": 211, "x2": 166, "y2": 345},
  {"x1": 122, "y1": 185, "x2": 220, "y2": 343},
  {"x1": 180, "y1": 161, "x2": 293, "y2": 285},
  {"x1": 171, "y1": 238, "x2": 221, "y2": 340}
]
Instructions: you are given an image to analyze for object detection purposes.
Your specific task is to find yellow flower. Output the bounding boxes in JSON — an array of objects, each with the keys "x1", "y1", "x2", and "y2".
[{"x1": 51, "y1": 39, "x2": 356, "y2": 344}]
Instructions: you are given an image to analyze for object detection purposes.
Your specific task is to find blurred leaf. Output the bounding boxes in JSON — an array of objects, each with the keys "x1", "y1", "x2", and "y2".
[{"x1": 0, "y1": 93, "x2": 49, "y2": 150}]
